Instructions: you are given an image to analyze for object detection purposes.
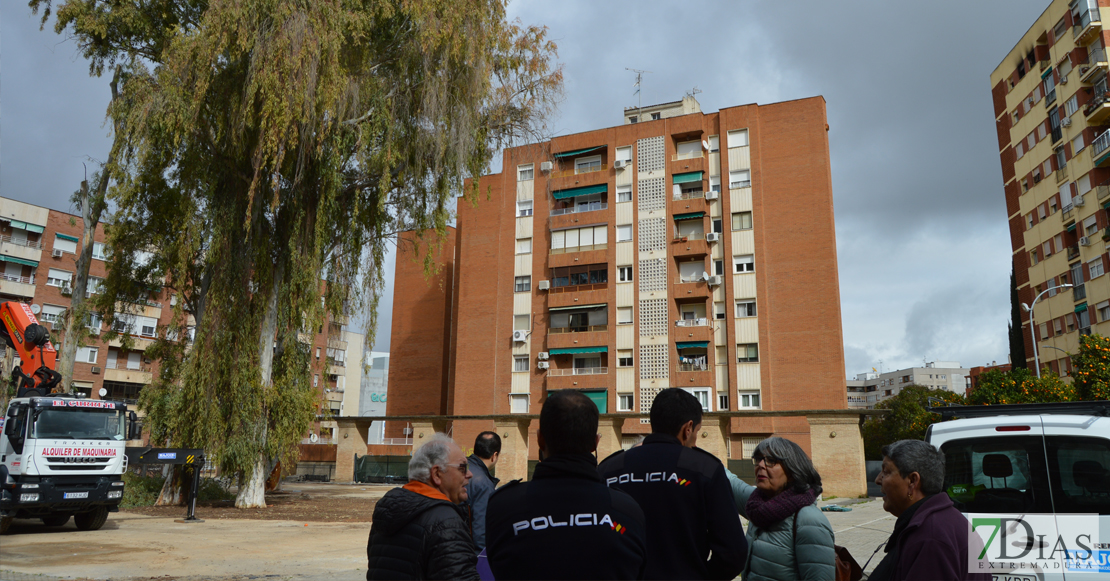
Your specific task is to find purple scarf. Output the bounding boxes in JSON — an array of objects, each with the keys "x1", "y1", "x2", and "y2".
[{"x1": 744, "y1": 486, "x2": 818, "y2": 529}]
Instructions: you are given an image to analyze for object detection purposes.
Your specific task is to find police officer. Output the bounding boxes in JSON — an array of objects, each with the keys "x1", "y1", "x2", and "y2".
[
  {"x1": 598, "y1": 388, "x2": 747, "y2": 580},
  {"x1": 486, "y1": 390, "x2": 647, "y2": 580}
]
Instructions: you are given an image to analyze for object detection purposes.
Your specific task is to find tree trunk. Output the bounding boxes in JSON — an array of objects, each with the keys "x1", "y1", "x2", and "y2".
[
  {"x1": 235, "y1": 263, "x2": 283, "y2": 509},
  {"x1": 155, "y1": 464, "x2": 186, "y2": 506}
]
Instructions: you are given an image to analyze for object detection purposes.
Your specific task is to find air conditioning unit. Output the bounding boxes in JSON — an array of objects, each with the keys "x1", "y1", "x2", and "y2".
[
  {"x1": 540, "y1": 161, "x2": 553, "y2": 172},
  {"x1": 537, "y1": 280, "x2": 551, "y2": 290},
  {"x1": 60, "y1": 285, "x2": 72, "y2": 297},
  {"x1": 705, "y1": 191, "x2": 719, "y2": 200},
  {"x1": 1060, "y1": 75, "x2": 1069, "y2": 85},
  {"x1": 705, "y1": 232, "x2": 720, "y2": 243},
  {"x1": 91, "y1": 366, "x2": 101, "y2": 374},
  {"x1": 1075, "y1": 195, "x2": 1086, "y2": 206},
  {"x1": 1062, "y1": 117, "x2": 1072, "y2": 127},
  {"x1": 538, "y1": 351, "x2": 549, "y2": 360},
  {"x1": 512, "y1": 330, "x2": 528, "y2": 342},
  {"x1": 614, "y1": 159, "x2": 628, "y2": 169},
  {"x1": 52, "y1": 249, "x2": 64, "y2": 258},
  {"x1": 1081, "y1": 236, "x2": 1092, "y2": 246},
  {"x1": 89, "y1": 326, "x2": 100, "y2": 335},
  {"x1": 537, "y1": 361, "x2": 549, "y2": 370},
  {"x1": 707, "y1": 275, "x2": 723, "y2": 286}
]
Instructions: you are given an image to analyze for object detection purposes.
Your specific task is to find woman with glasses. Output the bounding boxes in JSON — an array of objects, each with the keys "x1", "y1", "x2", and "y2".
[{"x1": 726, "y1": 437, "x2": 835, "y2": 580}]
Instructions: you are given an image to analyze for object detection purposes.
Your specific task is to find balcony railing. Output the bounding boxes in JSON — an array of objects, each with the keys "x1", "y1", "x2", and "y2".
[
  {"x1": 547, "y1": 367, "x2": 608, "y2": 376},
  {"x1": 1085, "y1": 91, "x2": 1110, "y2": 117},
  {"x1": 1081, "y1": 326, "x2": 1094, "y2": 336},
  {"x1": 1073, "y1": 1, "x2": 1102, "y2": 39},
  {"x1": 677, "y1": 362, "x2": 710, "y2": 372},
  {"x1": 674, "y1": 275, "x2": 707, "y2": 284},
  {"x1": 672, "y1": 151, "x2": 705, "y2": 161},
  {"x1": 1096, "y1": 180, "x2": 1110, "y2": 201},
  {"x1": 550, "y1": 243, "x2": 607, "y2": 255},
  {"x1": 672, "y1": 190, "x2": 704, "y2": 201},
  {"x1": 0, "y1": 235, "x2": 43, "y2": 249},
  {"x1": 675, "y1": 318, "x2": 709, "y2": 327},
  {"x1": 300, "y1": 437, "x2": 339, "y2": 445},
  {"x1": 106, "y1": 362, "x2": 152, "y2": 372},
  {"x1": 549, "y1": 325, "x2": 608, "y2": 334},
  {"x1": 548, "y1": 282, "x2": 608, "y2": 293},
  {"x1": 1081, "y1": 49, "x2": 1107, "y2": 81},
  {"x1": 550, "y1": 202, "x2": 607, "y2": 216},
  {"x1": 549, "y1": 164, "x2": 608, "y2": 179},
  {"x1": 1056, "y1": 165, "x2": 1069, "y2": 183},
  {"x1": 673, "y1": 232, "x2": 705, "y2": 241},
  {"x1": 0, "y1": 274, "x2": 34, "y2": 284},
  {"x1": 1093, "y1": 130, "x2": 1110, "y2": 160}
]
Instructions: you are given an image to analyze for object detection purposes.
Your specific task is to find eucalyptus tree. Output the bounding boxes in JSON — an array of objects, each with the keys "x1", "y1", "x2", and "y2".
[{"x1": 34, "y1": 0, "x2": 561, "y2": 507}]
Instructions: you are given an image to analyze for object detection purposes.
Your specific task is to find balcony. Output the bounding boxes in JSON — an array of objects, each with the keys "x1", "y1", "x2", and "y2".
[
  {"x1": 1073, "y1": 3, "x2": 1102, "y2": 46},
  {"x1": 1093, "y1": 130, "x2": 1110, "y2": 167},
  {"x1": 0, "y1": 235, "x2": 43, "y2": 264},
  {"x1": 547, "y1": 367, "x2": 608, "y2": 376},
  {"x1": 549, "y1": 163, "x2": 607, "y2": 180},
  {"x1": 1081, "y1": 49, "x2": 1108, "y2": 83},
  {"x1": 1085, "y1": 91, "x2": 1110, "y2": 124},
  {"x1": 672, "y1": 236, "x2": 708, "y2": 258},
  {"x1": 1074, "y1": 283, "x2": 1087, "y2": 301},
  {"x1": 675, "y1": 320, "x2": 713, "y2": 342},
  {"x1": 1056, "y1": 165, "x2": 1069, "y2": 183},
  {"x1": 549, "y1": 325, "x2": 608, "y2": 334},
  {"x1": 672, "y1": 277, "x2": 713, "y2": 299},
  {"x1": 104, "y1": 365, "x2": 153, "y2": 384},
  {"x1": 550, "y1": 202, "x2": 608, "y2": 217},
  {"x1": 1097, "y1": 180, "x2": 1110, "y2": 202},
  {"x1": 1068, "y1": 245, "x2": 1082, "y2": 261},
  {"x1": 549, "y1": 243, "x2": 608, "y2": 256},
  {"x1": 672, "y1": 151, "x2": 704, "y2": 162},
  {"x1": 672, "y1": 190, "x2": 704, "y2": 201},
  {"x1": 677, "y1": 362, "x2": 710, "y2": 372},
  {"x1": 0, "y1": 274, "x2": 35, "y2": 299},
  {"x1": 675, "y1": 318, "x2": 710, "y2": 327},
  {"x1": 546, "y1": 328, "x2": 609, "y2": 350}
]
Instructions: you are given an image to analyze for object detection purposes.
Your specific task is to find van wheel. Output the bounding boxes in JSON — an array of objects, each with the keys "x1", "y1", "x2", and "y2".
[
  {"x1": 74, "y1": 507, "x2": 108, "y2": 531},
  {"x1": 0, "y1": 516, "x2": 13, "y2": 534},
  {"x1": 41, "y1": 514, "x2": 70, "y2": 527}
]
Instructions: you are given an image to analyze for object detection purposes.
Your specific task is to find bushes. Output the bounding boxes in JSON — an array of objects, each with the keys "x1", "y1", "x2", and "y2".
[
  {"x1": 969, "y1": 368, "x2": 1076, "y2": 405},
  {"x1": 120, "y1": 469, "x2": 233, "y2": 507},
  {"x1": 861, "y1": 385, "x2": 965, "y2": 460}
]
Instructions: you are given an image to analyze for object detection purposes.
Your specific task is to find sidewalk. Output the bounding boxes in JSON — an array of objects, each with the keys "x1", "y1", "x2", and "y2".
[{"x1": 817, "y1": 497, "x2": 895, "y2": 575}]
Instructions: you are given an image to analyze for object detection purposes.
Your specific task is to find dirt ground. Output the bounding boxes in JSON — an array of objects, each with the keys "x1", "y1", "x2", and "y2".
[{"x1": 0, "y1": 482, "x2": 393, "y2": 581}]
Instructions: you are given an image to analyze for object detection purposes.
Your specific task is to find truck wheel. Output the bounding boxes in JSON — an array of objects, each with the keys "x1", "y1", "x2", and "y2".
[
  {"x1": 41, "y1": 514, "x2": 70, "y2": 527},
  {"x1": 74, "y1": 507, "x2": 108, "y2": 531},
  {"x1": 0, "y1": 516, "x2": 12, "y2": 534}
]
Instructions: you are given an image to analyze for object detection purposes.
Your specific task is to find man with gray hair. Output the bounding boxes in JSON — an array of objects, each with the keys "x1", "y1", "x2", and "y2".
[{"x1": 366, "y1": 433, "x2": 479, "y2": 580}]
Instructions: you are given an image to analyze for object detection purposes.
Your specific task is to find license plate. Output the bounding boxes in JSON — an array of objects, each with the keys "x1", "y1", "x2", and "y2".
[
  {"x1": 63, "y1": 492, "x2": 88, "y2": 499},
  {"x1": 992, "y1": 574, "x2": 1037, "y2": 581}
]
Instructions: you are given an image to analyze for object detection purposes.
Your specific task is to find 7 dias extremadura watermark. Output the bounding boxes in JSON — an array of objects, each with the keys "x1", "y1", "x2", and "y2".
[{"x1": 969, "y1": 514, "x2": 1106, "y2": 575}]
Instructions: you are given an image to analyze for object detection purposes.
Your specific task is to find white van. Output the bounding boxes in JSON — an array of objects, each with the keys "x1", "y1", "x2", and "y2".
[{"x1": 926, "y1": 402, "x2": 1109, "y2": 581}]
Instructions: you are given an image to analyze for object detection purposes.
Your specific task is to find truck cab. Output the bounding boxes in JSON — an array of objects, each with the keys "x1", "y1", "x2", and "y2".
[{"x1": 1, "y1": 394, "x2": 139, "y2": 533}]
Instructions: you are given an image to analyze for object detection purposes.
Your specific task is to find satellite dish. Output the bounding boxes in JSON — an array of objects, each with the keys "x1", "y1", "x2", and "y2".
[
  {"x1": 30, "y1": 304, "x2": 41, "y2": 314},
  {"x1": 309, "y1": 433, "x2": 318, "y2": 443},
  {"x1": 98, "y1": 388, "x2": 107, "y2": 397},
  {"x1": 701, "y1": 272, "x2": 710, "y2": 281},
  {"x1": 702, "y1": 140, "x2": 710, "y2": 150}
]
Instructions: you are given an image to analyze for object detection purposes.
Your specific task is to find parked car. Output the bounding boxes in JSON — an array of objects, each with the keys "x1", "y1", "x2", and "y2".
[{"x1": 926, "y1": 401, "x2": 1109, "y2": 581}]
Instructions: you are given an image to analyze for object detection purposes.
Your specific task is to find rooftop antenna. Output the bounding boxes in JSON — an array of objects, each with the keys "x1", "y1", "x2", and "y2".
[
  {"x1": 626, "y1": 68, "x2": 653, "y2": 122},
  {"x1": 686, "y1": 86, "x2": 702, "y2": 99}
]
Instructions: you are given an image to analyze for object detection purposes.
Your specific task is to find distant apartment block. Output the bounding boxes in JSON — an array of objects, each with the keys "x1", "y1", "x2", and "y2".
[
  {"x1": 846, "y1": 361, "x2": 970, "y2": 409},
  {"x1": 993, "y1": 0, "x2": 1110, "y2": 373},
  {"x1": 387, "y1": 96, "x2": 848, "y2": 458}
]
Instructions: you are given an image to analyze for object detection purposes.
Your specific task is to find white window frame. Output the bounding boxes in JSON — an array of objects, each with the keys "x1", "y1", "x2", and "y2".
[
  {"x1": 736, "y1": 300, "x2": 757, "y2": 318},
  {"x1": 737, "y1": 343, "x2": 758, "y2": 363},
  {"x1": 92, "y1": 242, "x2": 108, "y2": 261},
  {"x1": 733, "y1": 255, "x2": 754, "y2": 273},
  {"x1": 617, "y1": 306, "x2": 633, "y2": 325},
  {"x1": 714, "y1": 301, "x2": 726, "y2": 320},
  {"x1": 1098, "y1": 300, "x2": 1110, "y2": 322},
  {"x1": 616, "y1": 225, "x2": 632, "y2": 243},
  {"x1": 738, "y1": 390, "x2": 761, "y2": 409},
  {"x1": 709, "y1": 176, "x2": 721, "y2": 193},
  {"x1": 726, "y1": 129, "x2": 749, "y2": 148},
  {"x1": 617, "y1": 184, "x2": 632, "y2": 203},
  {"x1": 575, "y1": 155, "x2": 602, "y2": 174},
  {"x1": 617, "y1": 350, "x2": 634, "y2": 367},
  {"x1": 1090, "y1": 258, "x2": 1105, "y2": 279},
  {"x1": 53, "y1": 235, "x2": 78, "y2": 254},
  {"x1": 515, "y1": 276, "x2": 531, "y2": 292},
  {"x1": 729, "y1": 169, "x2": 751, "y2": 189},
  {"x1": 517, "y1": 200, "x2": 533, "y2": 217},
  {"x1": 518, "y1": 164, "x2": 534, "y2": 181},
  {"x1": 513, "y1": 355, "x2": 529, "y2": 372},
  {"x1": 86, "y1": 276, "x2": 104, "y2": 297},
  {"x1": 717, "y1": 393, "x2": 729, "y2": 411},
  {"x1": 40, "y1": 304, "x2": 66, "y2": 324},
  {"x1": 617, "y1": 394, "x2": 633, "y2": 412},
  {"x1": 517, "y1": 238, "x2": 532, "y2": 255},
  {"x1": 618, "y1": 266, "x2": 633, "y2": 282},
  {"x1": 682, "y1": 387, "x2": 711, "y2": 412},
  {"x1": 46, "y1": 269, "x2": 72, "y2": 288},
  {"x1": 510, "y1": 393, "x2": 530, "y2": 414},
  {"x1": 77, "y1": 346, "x2": 98, "y2": 364},
  {"x1": 708, "y1": 135, "x2": 720, "y2": 152},
  {"x1": 615, "y1": 146, "x2": 632, "y2": 164}
]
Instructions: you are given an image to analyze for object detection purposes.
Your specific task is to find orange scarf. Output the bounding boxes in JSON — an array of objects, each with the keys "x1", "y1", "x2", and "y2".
[{"x1": 403, "y1": 480, "x2": 451, "y2": 502}]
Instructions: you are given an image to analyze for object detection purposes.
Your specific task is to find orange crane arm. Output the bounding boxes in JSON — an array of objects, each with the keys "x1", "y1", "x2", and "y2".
[{"x1": 0, "y1": 301, "x2": 61, "y2": 396}]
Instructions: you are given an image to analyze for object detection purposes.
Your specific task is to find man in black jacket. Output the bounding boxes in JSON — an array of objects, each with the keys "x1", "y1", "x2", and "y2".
[
  {"x1": 366, "y1": 433, "x2": 479, "y2": 580},
  {"x1": 486, "y1": 390, "x2": 648, "y2": 580},
  {"x1": 463, "y1": 431, "x2": 501, "y2": 551},
  {"x1": 598, "y1": 388, "x2": 747, "y2": 580}
]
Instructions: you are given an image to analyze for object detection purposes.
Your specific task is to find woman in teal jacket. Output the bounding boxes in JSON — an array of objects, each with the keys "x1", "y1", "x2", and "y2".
[{"x1": 727, "y1": 437, "x2": 835, "y2": 581}]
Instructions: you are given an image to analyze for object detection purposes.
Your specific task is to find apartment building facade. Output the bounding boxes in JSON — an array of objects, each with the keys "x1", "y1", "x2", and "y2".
[
  {"x1": 388, "y1": 96, "x2": 848, "y2": 458},
  {"x1": 993, "y1": 0, "x2": 1110, "y2": 374},
  {"x1": 0, "y1": 197, "x2": 360, "y2": 434},
  {"x1": 846, "y1": 361, "x2": 970, "y2": 409}
]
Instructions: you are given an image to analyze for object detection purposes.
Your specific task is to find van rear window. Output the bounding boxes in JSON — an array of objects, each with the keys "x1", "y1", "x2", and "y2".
[{"x1": 939, "y1": 435, "x2": 1109, "y2": 515}]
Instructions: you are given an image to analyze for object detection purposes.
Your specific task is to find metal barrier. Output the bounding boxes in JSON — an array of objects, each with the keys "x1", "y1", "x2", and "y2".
[{"x1": 354, "y1": 454, "x2": 411, "y2": 484}]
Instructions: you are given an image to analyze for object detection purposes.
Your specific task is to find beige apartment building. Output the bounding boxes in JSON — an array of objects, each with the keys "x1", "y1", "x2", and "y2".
[{"x1": 993, "y1": 0, "x2": 1110, "y2": 373}]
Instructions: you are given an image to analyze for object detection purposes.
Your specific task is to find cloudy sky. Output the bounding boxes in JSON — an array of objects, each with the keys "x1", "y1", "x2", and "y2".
[{"x1": 2, "y1": 0, "x2": 1049, "y2": 377}]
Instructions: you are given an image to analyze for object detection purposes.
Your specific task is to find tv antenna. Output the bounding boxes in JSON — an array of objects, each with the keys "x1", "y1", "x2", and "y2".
[
  {"x1": 626, "y1": 68, "x2": 653, "y2": 121},
  {"x1": 686, "y1": 86, "x2": 702, "y2": 98}
]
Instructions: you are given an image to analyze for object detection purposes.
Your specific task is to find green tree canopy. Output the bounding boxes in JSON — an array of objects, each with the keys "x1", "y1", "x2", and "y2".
[
  {"x1": 1071, "y1": 333, "x2": 1110, "y2": 400},
  {"x1": 968, "y1": 367, "x2": 1076, "y2": 405},
  {"x1": 861, "y1": 385, "x2": 965, "y2": 460}
]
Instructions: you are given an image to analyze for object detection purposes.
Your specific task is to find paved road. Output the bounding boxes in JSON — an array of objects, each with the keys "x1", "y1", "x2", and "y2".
[{"x1": 0, "y1": 484, "x2": 897, "y2": 581}]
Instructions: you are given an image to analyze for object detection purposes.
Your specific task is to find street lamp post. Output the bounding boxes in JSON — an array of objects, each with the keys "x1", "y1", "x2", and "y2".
[{"x1": 1022, "y1": 284, "x2": 1074, "y2": 378}]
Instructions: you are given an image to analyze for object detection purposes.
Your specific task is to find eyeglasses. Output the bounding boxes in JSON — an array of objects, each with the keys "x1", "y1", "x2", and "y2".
[
  {"x1": 752, "y1": 455, "x2": 782, "y2": 468},
  {"x1": 446, "y1": 461, "x2": 469, "y2": 474}
]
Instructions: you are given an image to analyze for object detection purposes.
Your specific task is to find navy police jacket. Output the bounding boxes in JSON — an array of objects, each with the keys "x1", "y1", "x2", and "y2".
[
  {"x1": 598, "y1": 434, "x2": 747, "y2": 580},
  {"x1": 486, "y1": 453, "x2": 648, "y2": 580}
]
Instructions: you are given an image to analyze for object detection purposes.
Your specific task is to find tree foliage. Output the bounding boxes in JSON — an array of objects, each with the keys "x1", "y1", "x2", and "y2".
[
  {"x1": 1071, "y1": 333, "x2": 1110, "y2": 400},
  {"x1": 33, "y1": 0, "x2": 562, "y2": 507},
  {"x1": 861, "y1": 385, "x2": 966, "y2": 460},
  {"x1": 968, "y1": 367, "x2": 1076, "y2": 404}
]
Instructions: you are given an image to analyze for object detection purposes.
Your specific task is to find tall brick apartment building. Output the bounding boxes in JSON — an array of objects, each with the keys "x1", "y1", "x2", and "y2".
[
  {"x1": 992, "y1": 0, "x2": 1110, "y2": 374},
  {"x1": 388, "y1": 96, "x2": 848, "y2": 458},
  {"x1": 0, "y1": 196, "x2": 363, "y2": 440}
]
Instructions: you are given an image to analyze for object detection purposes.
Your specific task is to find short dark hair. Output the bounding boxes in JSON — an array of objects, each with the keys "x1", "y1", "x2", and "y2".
[
  {"x1": 752, "y1": 437, "x2": 823, "y2": 495},
  {"x1": 649, "y1": 388, "x2": 703, "y2": 437},
  {"x1": 473, "y1": 431, "x2": 501, "y2": 459},
  {"x1": 540, "y1": 390, "x2": 599, "y2": 455},
  {"x1": 882, "y1": 440, "x2": 945, "y2": 494}
]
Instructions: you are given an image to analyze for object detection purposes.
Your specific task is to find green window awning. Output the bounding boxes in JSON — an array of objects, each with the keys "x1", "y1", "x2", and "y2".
[
  {"x1": 1041, "y1": 67, "x2": 1054, "y2": 80},
  {"x1": 674, "y1": 212, "x2": 704, "y2": 221},
  {"x1": 1103, "y1": 200, "x2": 1110, "y2": 209},
  {"x1": 1, "y1": 255, "x2": 38, "y2": 268},
  {"x1": 55, "y1": 233, "x2": 79, "y2": 243},
  {"x1": 673, "y1": 171, "x2": 703, "y2": 184},
  {"x1": 1076, "y1": 303, "x2": 1088, "y2": 313},
  {"x1": 553, "y1": 184, "x2": 607, "y2": 200},
  {"x1": 581, "y1": 389, "x2": 607, "y2": 414},
  {"x1": 549, "y1": 346, "x2": 608, "y2": 355},
  {"x1": 676, "y1": 341, "x2": 709, "y2": 349},
  {"x1": 549, "y1": 303, "x2": 606, "y2": 312},
  {"x1": 8, "y1": 220, "x2": 44, "y2": 234},
  {"x1": 553, "y1": 146, "x2": 605, "y2": 159},
  {"x1": 1067, "y1": 223, "x2": 1077, "y2": 232}
]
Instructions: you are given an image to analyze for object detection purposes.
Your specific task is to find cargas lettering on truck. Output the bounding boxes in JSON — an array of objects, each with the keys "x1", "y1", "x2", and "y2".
[
  {"x1": 51, "y1": 400, "x2": 116, "y2": 409},
  {"x1": 39, "y1": 448, "x2": 118, "y2": 457}
]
